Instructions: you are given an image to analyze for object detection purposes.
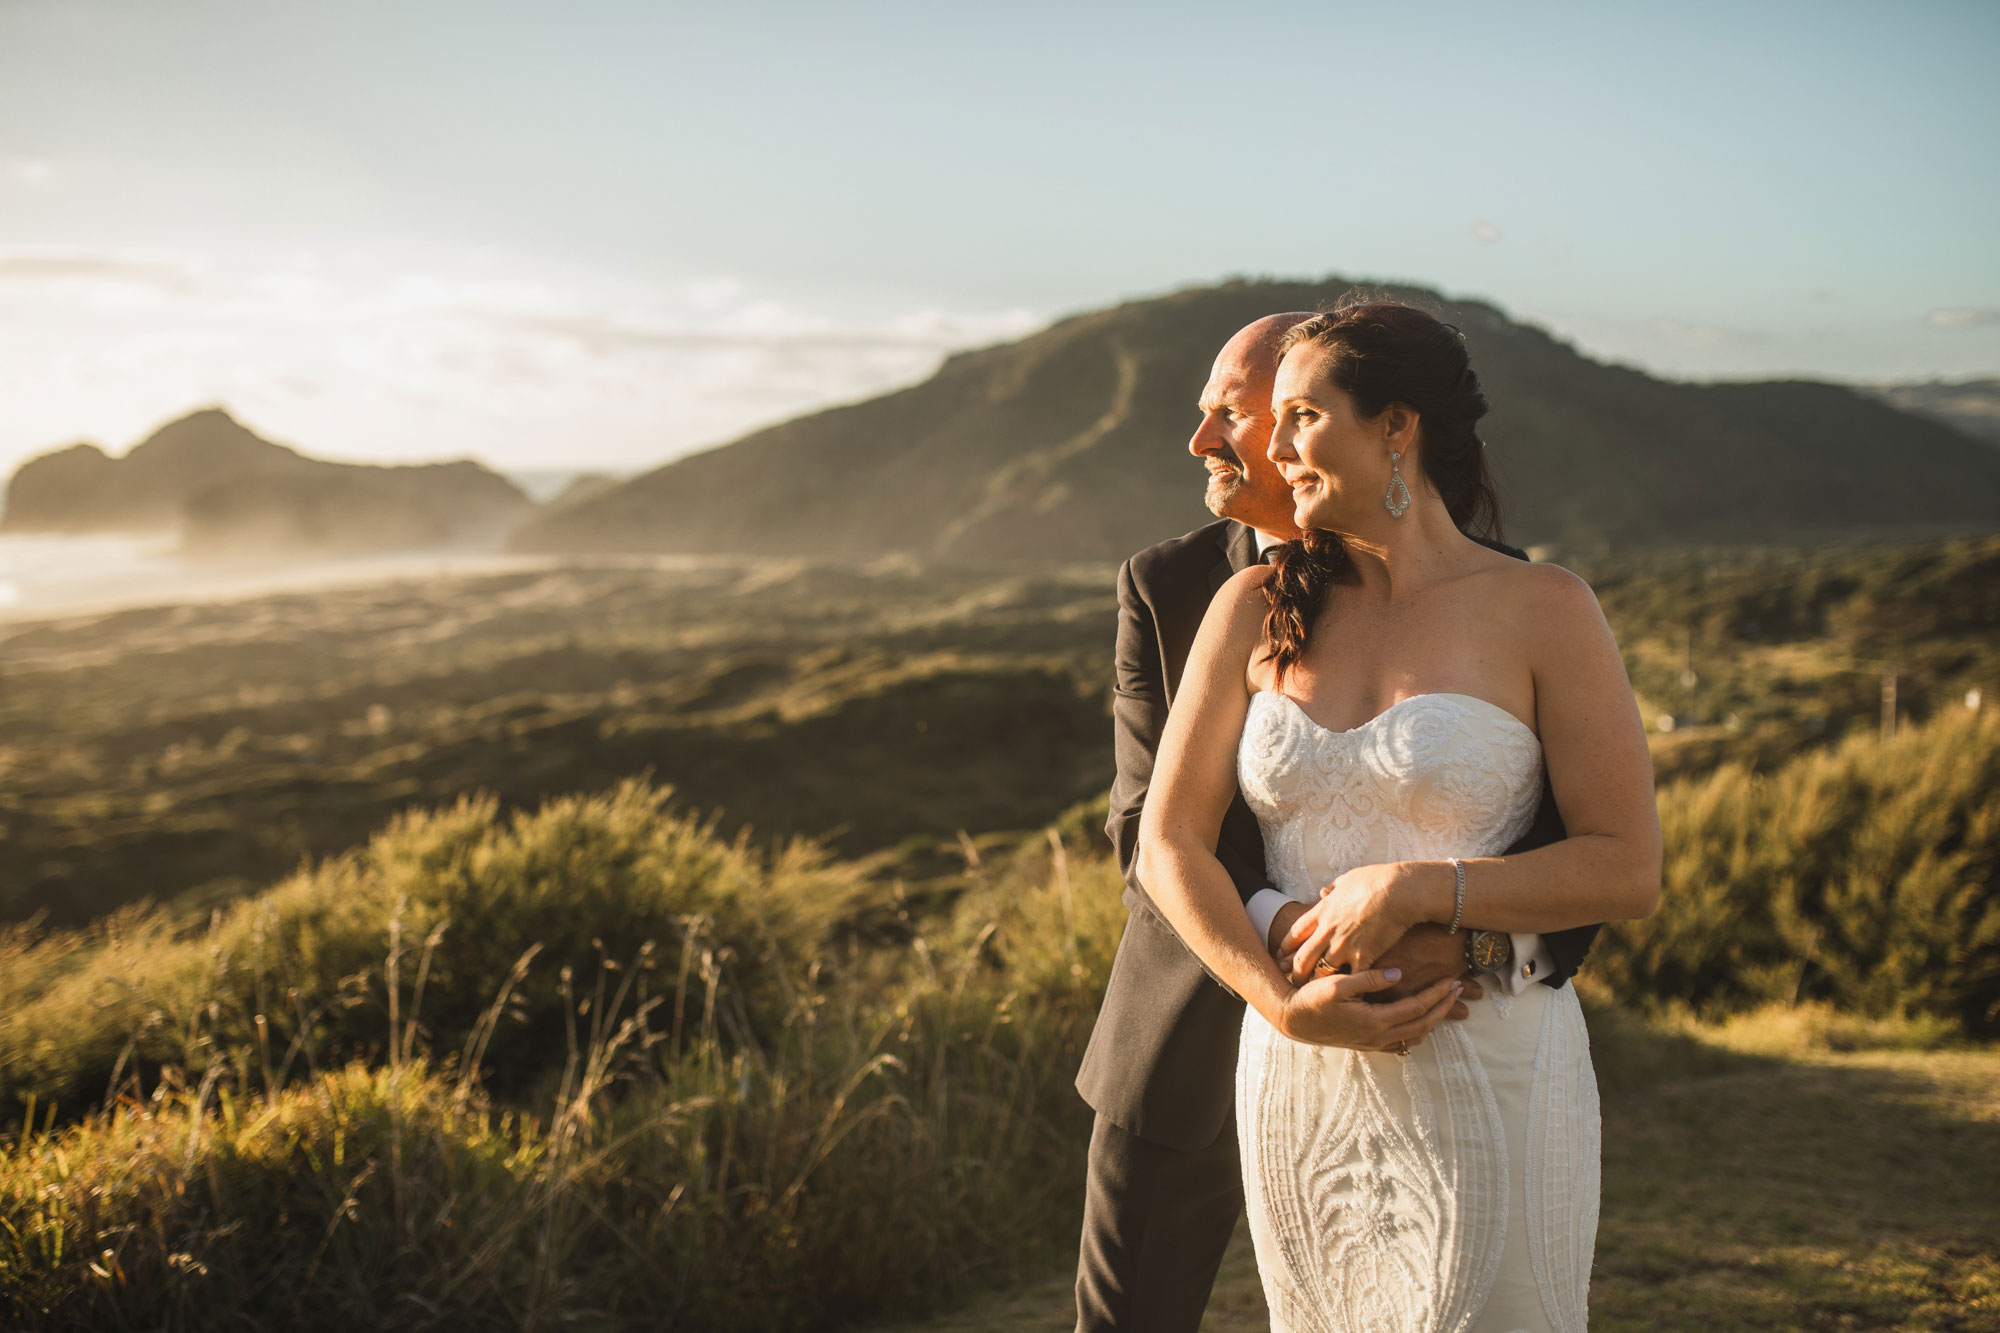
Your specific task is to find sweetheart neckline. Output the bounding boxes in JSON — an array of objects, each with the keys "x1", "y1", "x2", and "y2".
[{"x1": 1251, "y1": 689, "x2": 1539, "y2": 742}]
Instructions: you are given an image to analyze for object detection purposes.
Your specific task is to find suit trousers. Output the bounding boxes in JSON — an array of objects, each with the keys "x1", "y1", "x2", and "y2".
[{"x1": 1074, "y1": 1106, "x2": 1243, "y2": 1332}]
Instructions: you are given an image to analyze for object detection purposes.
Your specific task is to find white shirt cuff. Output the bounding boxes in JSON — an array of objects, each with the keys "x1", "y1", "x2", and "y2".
[
  {"x1": 1245, "y1": 889, "x2": 1295, "y2": 952},
  {"x1": 1497, "y1": 932, "x2": 1556, "y2": 993}
]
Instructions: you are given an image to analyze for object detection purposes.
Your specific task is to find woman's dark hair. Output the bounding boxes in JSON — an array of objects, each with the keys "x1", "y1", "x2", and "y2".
[{"x1": 1263, "y1": 298, "x2": 1505, "y2": 682}]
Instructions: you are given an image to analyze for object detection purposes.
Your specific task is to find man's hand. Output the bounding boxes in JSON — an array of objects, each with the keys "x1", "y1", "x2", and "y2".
[{"x1": 1373, "y1": 924, "x2": 1482, "y2": 1013}]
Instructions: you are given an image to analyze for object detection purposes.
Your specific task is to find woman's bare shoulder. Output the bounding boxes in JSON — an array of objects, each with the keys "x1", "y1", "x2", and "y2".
[
  {"x1": 1216, "y1": 564, "x2": 1275, "y2": 617},
  {"x1": 1480, "y1": 559, "x2": 1619, "y2": 674},
  {"x1": 1481, "y1": 555, "x2": 1600, "y2": 613},
  {"x1": 1195, "y1": 564, "x2": 1274, "y2": 649}
]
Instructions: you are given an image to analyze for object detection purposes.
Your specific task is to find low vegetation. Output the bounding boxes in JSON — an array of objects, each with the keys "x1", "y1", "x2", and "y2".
[
  {"x1": 1, "y1": 785, "x2": 1124, "y2": 1329},
  {"x1": 2, "y1": 541, "x2": 1995, "y2": 1327},
  {"x1": 1585, "y1": 535, "x2": 2000, "y2": 782},
  {"x1": 0, "y1": 559, "x2": 1115, "y2": 926},
  {"x1": 1594, "y1": 706, "x2": 2000, "y2": 1036},
  {"x1": 5, "y1": 538, "x2": 1994, "y2": 931},
  {"x1": 4, "y1": 704, "x2": 1996, "y2": 1328}
]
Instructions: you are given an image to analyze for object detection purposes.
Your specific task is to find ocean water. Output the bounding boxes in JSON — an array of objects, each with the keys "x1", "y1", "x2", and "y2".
[
  {"x1": 0, "y1": 534, "x2": 185, "y2": 615},
  {"x1": 0, "y1": 533, "x2": 564, "y2": 622}
]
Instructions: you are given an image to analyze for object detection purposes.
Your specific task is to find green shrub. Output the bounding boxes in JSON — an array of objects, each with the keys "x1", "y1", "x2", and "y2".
[
  {"x1": 0, "y1": 784, "x2": 1120, "y2": 1320},
  {"x1": 0, "y1": 781, "x2": 866, "y2": 1118},
  {"x1": 0, "y1": 789, "x2": 1106, "y2": 1330},
  {"x1": 1590, "y1": 708, "x2": 2000, "y2": 1034}
]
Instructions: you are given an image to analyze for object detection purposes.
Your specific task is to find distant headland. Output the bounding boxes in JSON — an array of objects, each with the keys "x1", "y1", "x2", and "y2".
[{"x1": 0, "y1": 408, "x2": 532, "y2": 559}]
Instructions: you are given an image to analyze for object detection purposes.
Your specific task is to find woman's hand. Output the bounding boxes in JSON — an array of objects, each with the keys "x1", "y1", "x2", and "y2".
[
  {"x1": 1282, "y1": 861, "x2": 1429, "y2": 980},
  {"x1": 1278, "y1": 968, "x2": 1463, "y2": 1053}
]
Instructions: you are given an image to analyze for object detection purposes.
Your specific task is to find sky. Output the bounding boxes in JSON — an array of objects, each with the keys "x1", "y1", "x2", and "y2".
[{"x1": 1, "y1": 0, "x2": 1996, "y2": 480}]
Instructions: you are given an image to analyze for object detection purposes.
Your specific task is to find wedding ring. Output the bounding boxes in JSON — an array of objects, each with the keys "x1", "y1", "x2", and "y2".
[{"x1": 1393, "y1": 1040, "x2": 1410, "y2": 1057}]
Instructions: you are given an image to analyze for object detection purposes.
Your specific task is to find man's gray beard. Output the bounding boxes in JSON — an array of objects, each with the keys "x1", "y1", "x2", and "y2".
[{"x1": 1204, "y1": 470, "x2": 1248, "y2": 520}]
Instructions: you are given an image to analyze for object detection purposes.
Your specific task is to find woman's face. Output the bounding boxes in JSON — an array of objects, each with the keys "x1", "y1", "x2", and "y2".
[{"x1": 1267, "y1": 346, "x2": 1396, "y2": 532}]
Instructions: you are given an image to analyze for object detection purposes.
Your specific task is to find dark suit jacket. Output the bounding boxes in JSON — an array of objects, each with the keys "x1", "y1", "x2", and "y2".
[{"x1": 1074, "y1": 519, "x2": 1602, "y2": 1151}]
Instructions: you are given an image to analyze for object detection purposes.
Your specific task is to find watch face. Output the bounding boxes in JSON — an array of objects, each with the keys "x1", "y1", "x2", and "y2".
[{"x1": 1470, "y1": 931, "x2": 1511, "y2": 971}]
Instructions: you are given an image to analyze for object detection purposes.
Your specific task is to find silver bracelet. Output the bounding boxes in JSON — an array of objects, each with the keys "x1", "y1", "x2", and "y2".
[{"x1": 1446, "y1": 858, "x2": 1466, "y2": 934}]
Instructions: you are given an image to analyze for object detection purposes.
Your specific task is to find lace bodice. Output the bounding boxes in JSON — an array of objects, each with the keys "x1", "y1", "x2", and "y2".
[
  {"x1": 1237, "y1": 691, "x2": 1543, "y2": 902},
  {"x1": 1232, "y1": 690, "x2": 1598, "y2": 1333}
]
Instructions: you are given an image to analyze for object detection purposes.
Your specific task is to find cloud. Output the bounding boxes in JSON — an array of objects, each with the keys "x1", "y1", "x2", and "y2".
[
  {"x1": 1925, "y1": 307, "x2": 2000, "y2": 331},
  {"x1": 488, "y1": 306, "x2": 1037, "y2": 357},
  {"x1": 0, "y1": 249, "x2": 202, "y2": 295},
  {"x1": 1471, "y1": 221, "x2": 1502, "y2": 244},
  {"x1": 0, "y1": 245, "x2": 1048, "y2": 476}
]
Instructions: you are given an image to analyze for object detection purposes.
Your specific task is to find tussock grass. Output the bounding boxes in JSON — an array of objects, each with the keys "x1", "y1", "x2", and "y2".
[
  {"x1": 1590, "y1": 707, "x2": 2000, "y2": 1036},
  {"x1": 0, "y1": 781, "x2": 864, "y2": 1118},
  {"x1": 0, "y1": 784, "x2": 1117, "y2": 1330}
]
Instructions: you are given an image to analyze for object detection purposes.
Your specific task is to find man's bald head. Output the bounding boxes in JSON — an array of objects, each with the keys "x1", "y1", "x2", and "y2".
[
  {"x1": 1216, "y1": 312, "x2": 1317, "y2": 381},
  {"x1": 1189, "y1": 312, "x2": 1317, "y2": 539}
]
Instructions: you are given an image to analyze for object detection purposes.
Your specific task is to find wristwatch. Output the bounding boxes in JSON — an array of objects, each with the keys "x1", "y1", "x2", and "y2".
[{"x1": 1465, "y1": 930, "x2": 1513, "y2": 974}]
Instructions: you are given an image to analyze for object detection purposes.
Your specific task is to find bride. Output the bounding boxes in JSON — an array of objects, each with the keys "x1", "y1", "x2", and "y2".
[{"x1": 1136, "y1": 302, "x2": 1660, "y2": 1333}]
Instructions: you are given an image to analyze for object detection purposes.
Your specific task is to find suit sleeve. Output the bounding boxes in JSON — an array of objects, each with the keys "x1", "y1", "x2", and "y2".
[
  {"x1": 1106, "y1": 557, "x2": 1166, "y2": 898},
  {"x1": 1103, "y1": 557, "x2": 1258, "y2": 997},
  {"x1": 1106, "y1": 556, "x2": 1270, "y2": 912},
  {"x1": 1505, "y1": 766, "x2": 1602, "y2": 988},
  {"x1": 1539, "y1": 923, "x2": 1602, "y2": 988}
]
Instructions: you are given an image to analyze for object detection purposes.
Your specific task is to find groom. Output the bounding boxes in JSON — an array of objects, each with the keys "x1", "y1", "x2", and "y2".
[{"x1": 1072, "y1": 312, "x2": 1602, "y2": 1331}]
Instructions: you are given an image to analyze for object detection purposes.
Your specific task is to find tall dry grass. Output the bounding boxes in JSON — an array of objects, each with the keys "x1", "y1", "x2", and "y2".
[
  {"x1": 0, "y1": 781, "x2": 862, "y2": 1117},
  {"x1": 0, "y1": 784, "x2": 1124, "y2": 1329},
  {"x1": 1590, "y1": 706, "x2": 1999, "y2": 1034},
  {"x1": 4, "y1": 708, "x2": 1995, "y2": 1326}
]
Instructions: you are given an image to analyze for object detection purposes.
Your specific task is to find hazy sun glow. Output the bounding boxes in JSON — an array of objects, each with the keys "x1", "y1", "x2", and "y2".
[
  {"x1": 1, "y1": 0, "x2": 1995, "y2": 478},
  {"x1": 0, "y1": 242, "x2": 1037, "y2": 475}
]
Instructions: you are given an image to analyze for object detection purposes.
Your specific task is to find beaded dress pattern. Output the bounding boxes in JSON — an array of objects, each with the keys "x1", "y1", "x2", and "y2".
[{"x1": 1235, "y1": 691, "x2": 1599, "y2": 1333}]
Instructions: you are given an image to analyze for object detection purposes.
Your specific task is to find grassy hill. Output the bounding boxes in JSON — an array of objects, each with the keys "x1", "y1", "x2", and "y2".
[
  {"x1": 512, "y1": 277, "x2": 2000, "y2": 562},
  {"x1": 0, "y1": 560, "x2": 1119, "y2": 927}
]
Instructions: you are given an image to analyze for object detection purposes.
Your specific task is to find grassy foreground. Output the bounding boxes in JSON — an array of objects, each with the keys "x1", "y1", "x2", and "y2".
[
  {"x1": 0, "y1": 788, "x2": 1126, "y2": 1330},
  {"x1": 876, "y1": 1017, "x2": 2000, "y2": 1333},
  {"x1": 2, "y1": 709, "x2": 1994, "y2": 1327}
]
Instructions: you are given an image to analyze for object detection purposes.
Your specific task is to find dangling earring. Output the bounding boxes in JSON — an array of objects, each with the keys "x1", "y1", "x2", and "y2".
[{"x1": 1383, "y1": 450, "x2": 1411, "y2": 518}]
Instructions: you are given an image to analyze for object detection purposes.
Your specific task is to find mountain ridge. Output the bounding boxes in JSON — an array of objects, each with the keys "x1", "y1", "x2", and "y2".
[{"x1": 510, "y1": 277, "x2": 2000, "y2": 562}]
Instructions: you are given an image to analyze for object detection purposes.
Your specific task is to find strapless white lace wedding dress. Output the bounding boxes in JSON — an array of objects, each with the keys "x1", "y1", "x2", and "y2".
[{"x1": 1236, "y1": 691, "x2": 1600, "y2": 1333}]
